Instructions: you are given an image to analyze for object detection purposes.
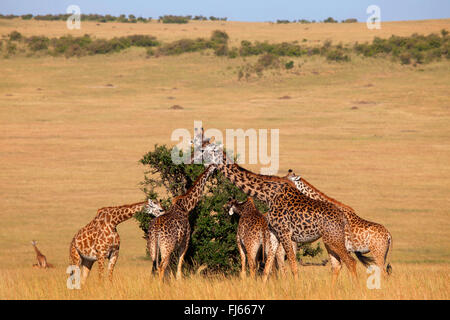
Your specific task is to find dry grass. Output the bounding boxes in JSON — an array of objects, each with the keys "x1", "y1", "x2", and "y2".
[
  {"x1": 1, "y1": 264, "x2": 448, "y2": 300},
  {"x1": 0, "y1": 18, "x2": 449, "y2": 299}
]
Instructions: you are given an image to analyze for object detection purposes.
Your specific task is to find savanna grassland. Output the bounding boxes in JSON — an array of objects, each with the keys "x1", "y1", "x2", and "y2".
[{"x1": 0, "y1": 18, "x2": 449, "y2": 300}]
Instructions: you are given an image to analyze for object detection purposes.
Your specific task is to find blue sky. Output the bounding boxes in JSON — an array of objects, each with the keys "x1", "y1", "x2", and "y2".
[{"x1": 0, "y1": 0, "x2": 449, "y2": 22}]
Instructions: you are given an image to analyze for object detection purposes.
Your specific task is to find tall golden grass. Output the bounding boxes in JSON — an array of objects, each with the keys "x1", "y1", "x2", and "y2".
[{"x1": 1, "y1": 263, "x2": 448, "y2": 300}]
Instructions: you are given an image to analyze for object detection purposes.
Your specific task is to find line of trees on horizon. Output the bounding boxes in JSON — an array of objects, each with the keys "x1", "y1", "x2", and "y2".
[
  {"x1": 0, "y1": 13, "x2": 358, "y2": 24},
  {"x1": 0, "y1": 13, "x2": 228, "y2": 24}
]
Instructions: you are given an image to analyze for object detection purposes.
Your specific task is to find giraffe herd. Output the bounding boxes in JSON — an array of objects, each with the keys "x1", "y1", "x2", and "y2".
[{"x1": 33, "y1": 129, "x2": 392, "y2": 288}]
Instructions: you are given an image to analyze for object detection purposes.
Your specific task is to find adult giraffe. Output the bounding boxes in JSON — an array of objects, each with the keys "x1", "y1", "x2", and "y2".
[
  {"x1": 192, "y1": 137, "x2": 357, "y2": 285},
  {"x1": 147, "y1": 165, "x2": 216, "y2": 281},
  {"x1": 285, "y1": 169, "x2": 393, "y2": 275},
  {"x1": 69, "y1": 199, "x2": 164, "y2": 285}
]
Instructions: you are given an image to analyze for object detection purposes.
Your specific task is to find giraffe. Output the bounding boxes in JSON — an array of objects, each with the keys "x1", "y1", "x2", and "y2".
[
  {"x1": 31, "y1": 240, "x2": 54, "y2": 268},
  {"x1": 69, "y1": 199, "x2": 164, "y2": 285},
  {"x1": 285, "y1": 169, "x2": 393, "y2": 275},
  {"x1": 147, "y1": 165, "x2": 216, "y2": 282},
  {"x1": 224, "y1": 197, "x2": 272, "y2": 278},
  {"x1": 225, "y1": 198, "x2": 318, "y2": 277},
  {"x1": 192, "y1": 138, "x2": 358, "y2": 286}
]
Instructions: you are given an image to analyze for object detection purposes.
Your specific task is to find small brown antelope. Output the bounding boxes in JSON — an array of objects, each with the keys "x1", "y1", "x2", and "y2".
[{"x1": 31, "y1": 240, "x2": 54, "y2": 268}]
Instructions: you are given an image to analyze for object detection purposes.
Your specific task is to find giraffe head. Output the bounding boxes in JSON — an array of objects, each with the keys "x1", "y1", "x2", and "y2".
[
  {"x1": 224, "y1": 198, "x2": 246, "y2": 216},
  {"x1": 191, "y1": 136, "x2": 226, "y2": 167},
  {"x1": 146, "y1": 199, "x2": 165, "y2": 217},
  {"x1": 285, "y1": 169, "x2": 301, "y2": 183}
]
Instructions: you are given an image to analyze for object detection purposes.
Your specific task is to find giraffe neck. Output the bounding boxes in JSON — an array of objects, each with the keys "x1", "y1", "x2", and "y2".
[
  {"x1": 109, "y1": 201, "x2": 147, "y2": 226},
  {"x1": 215, "y1": 162, "x2": 286, "y2": 206},
  {"x1": 175, "y1": 166, "x2": 215, "y2": 213},
  {"x1": 236, "y1": 198, "x2": 257, "y2": 216},
  {"x1": 32, "y1": 244, "x2": 43, "y2": 257},
  {"x1": 296, "y1": 177, "x2": 355, "y2": 212}
]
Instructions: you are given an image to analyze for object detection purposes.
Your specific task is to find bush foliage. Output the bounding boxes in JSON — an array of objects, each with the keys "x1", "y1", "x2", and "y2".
[{"x1": 2, "y1": 28, "x2": 448, "y2": 65}]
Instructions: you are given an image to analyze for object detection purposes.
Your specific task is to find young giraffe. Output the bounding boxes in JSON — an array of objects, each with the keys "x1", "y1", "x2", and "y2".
[
  {"x1": 224, "y1": 197, "x2": 272, "y2": 278},
  {"x1": 31, "y1": 240, "x2": 54, "y2": 268},
  {"x1": 225, "y1": 198, "x2": 315, "y2": 276},
  {"x1": 285, "y1": 169, "x2": 393, "y2": 275},
  {"x1": 147, "y1": 165, "x2": 215, "y2": 282},
  {"x1": 69, "y1": 199, "x2": 164, "y2": 285},
  {"x1": 193, "y1": 138, "x2": 357, "y2": 286}
]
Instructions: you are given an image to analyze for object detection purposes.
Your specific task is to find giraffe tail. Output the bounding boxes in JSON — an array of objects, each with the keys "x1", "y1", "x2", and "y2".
[
  {"x1": 354, "y1": 251, "x2": 375, "y2": 267},
  {"x1": 385, "y1": 234, "x2": 393, "y2": 275}
]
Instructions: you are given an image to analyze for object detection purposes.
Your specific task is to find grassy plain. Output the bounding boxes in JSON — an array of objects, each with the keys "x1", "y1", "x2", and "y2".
[{"x1": 0, "y1": 18, "x2": 449, "y2": 299}]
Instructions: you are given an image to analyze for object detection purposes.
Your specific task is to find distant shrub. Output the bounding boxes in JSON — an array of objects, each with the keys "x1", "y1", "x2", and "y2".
[
  {"x1": 27, "y1": 36, "x2": 50, "y2": 51},
  {"x1": 214, "y1": 43, "x2": 228, "y2": 56},
  {"x1": 326, "y1": 49, "x2": 350, "y2": 62},
  {"x1": 209, "y1": 16, "x2": 227, "y2": 21},
  {"x1": 285, "y1": 60, "x2": 294, "y2": 69},
  {"x1": 160, "y1": 15, "x2": 189, "y2": 24},
  {"x1": 157, "y1": 38, "x2": 210, "y2": 55},
  {"x1": 193, "y1": 15, "x2": 208, "y2": 21},
  {"x1": 227, "y1": 47, "x2": 238, "y2": 59},
  {"x1": 6, "y1": 41, "x2": 17, "y2": 55},
  {"x1": 0, "y1": 14, "x2": 18, "y2": 19},
  {"x1": 210, "y1": 30, "x2": 229, "y2": 45},
  {"x1": 323, "y1": 17, "x2": 338, "y2": 23},
  {"x1": 9, "y1": 31, "x2": 22, "y2": 41},
  {"x1": 21, "y1": 14, "x2": 33, "y2": 20},
  {"x1": 342, "y1": 18, "x2": 357, "y2": 23},
  {"x1": 126, "y1": 34, "x2": 159, "y2": 47},
  {"x1": 353, "y1": 32, "x2": 449, "y2": 64},
  {"x1": 257, "y1": 53, "x2": 280, "y2": 68},
  {"x1": 276, "y1": 20, "x2": 290, "y2": 24}
]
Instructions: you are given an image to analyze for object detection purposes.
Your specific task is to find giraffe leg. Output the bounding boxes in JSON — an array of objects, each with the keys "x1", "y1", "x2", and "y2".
[
  {"x1": 69, "y1": 242, "x2": 81, "y2": 267},
  {"x1": 80, "y1": 258, "x2": 94, "y2": 286},
  {"x1": 324, "y1": 238, "x2": 357, "y2": 287},
  {"x1": 278, "y1": 230, "x2": 298, "y2": 278},
  {"x1": 147, "y1": 234, "x2": 157, "y2": 274},
  {"x1": 261, "y1": 232, "x2": 277, "y2": 283},
  {"x1": 158, "y1": 242, "x2": 175, "y2": 283},
  {"x1": 176, "y1": 234, "x2": 189, "y2": 280},
  {"x1": 237, "y1": 237, "x2": 247, "y2": 279},
  {"x1": 97, "y1": 257, "x2": 105, "y2": 281},
  {"x1": 246, "y1": 241, "x2": 259, "y2": 279},
  {"x1": 370, "y1": 241, "x2": 389, "y2": 278},
  {"x1": 107, "y1": 250, "x2": 119, "y2": 282},
  {"x1": 324, "y1": 244, "x2": 342, "y2": 287}
]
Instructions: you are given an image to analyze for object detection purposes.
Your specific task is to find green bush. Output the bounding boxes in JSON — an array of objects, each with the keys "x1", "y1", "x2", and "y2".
[
  {"x1": 285, "y1": 60, "x2": 294, "y2": 69},
  {"x1": 160, "y1": 15, "x2": 189, "y2": 24},
  {"x1": 135, "y1": 144, "x2": 321, "y2": 274},
  {"x1": 157, "y1": 38, "x2": 210, "y2": 55},
  {"x1": 26, "y1": 36, "x2": 50, "y2": 51},
  {"x1": 326, "y1": 49, "x2": 350, "y2": 62},
  {"x1": 124, "y1": 34, "x2": 159, "y2": 47},
  {"x1": 21, "y1": 14, "x2": 33, "y2": 20},
  {"x1": 324, "y1": 17, "x2": 338, "y2": 23}
]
